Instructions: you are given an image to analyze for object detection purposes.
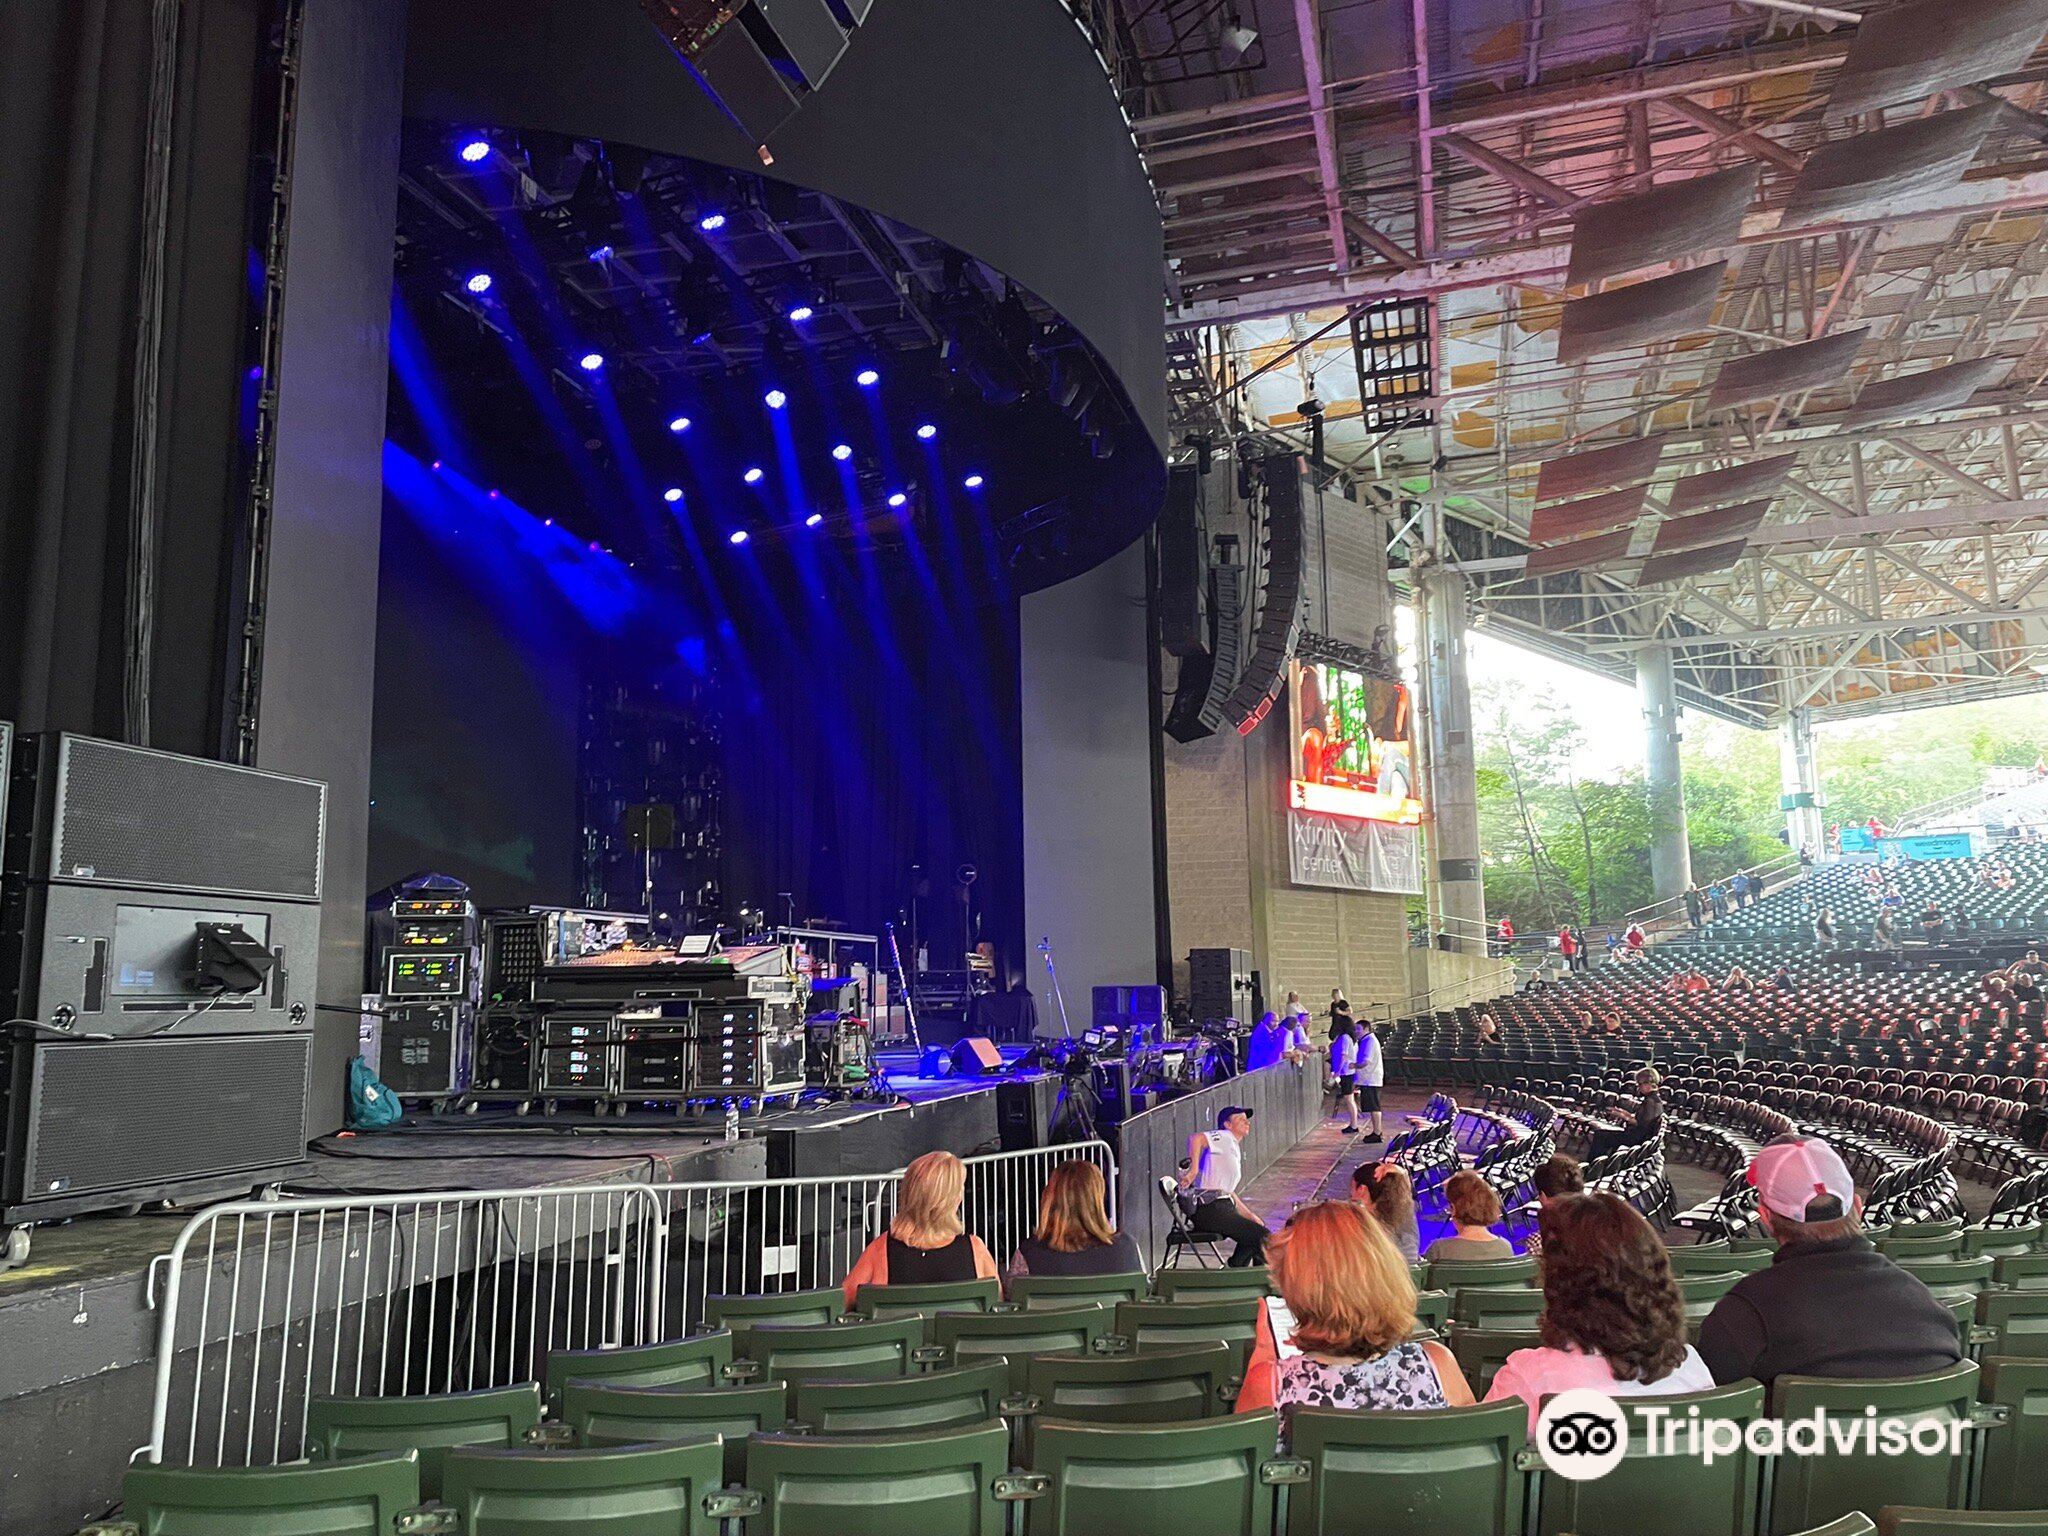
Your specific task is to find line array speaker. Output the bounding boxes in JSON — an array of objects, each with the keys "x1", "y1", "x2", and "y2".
[
  {"x1": 1164, "y1": 543, "x2": 1245, "y2": 744},
  {"x1": 1217, "y1": 456, "x2": 1307, "y2": 735},
  {"x1": 640, "y1": 0, "x2": 870, "y2": 145},
  {"x1": 1157, "y1": 465, "x2": 1206, "y2": 658}
]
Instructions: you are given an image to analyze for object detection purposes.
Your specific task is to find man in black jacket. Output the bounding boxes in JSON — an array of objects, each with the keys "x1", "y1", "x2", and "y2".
[{"x1": 1697, "y1": 1135, "x2": 1962, "y2": 1388}]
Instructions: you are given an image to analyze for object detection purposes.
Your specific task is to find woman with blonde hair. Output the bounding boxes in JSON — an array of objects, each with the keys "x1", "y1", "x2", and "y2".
[
  {"x1": 1009, "y1": 1159, "x2": 1143, "y2": 1278},
  {"x1": 842, "y1": 1150, "x2": 999, "y2": 1308},
  {"x1": 1236, "y1": 1201, "x2": 1473, "y2": 1437}
]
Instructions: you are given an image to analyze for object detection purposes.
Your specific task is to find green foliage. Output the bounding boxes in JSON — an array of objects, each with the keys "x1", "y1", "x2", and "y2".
[{"x1": 1472, "y1": 683, "x2": 2048, "y2": 929}]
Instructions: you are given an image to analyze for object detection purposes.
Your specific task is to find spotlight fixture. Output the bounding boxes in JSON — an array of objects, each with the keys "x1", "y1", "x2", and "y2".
[
  {"x1": 1219, "y1": 15, "x2": 1259, "y2": 60},
  {"x1": 578, "y1": 351, "x2": 605, "y2": 372},
  {"x1": 743, "y1": 466, "x2": 765, "y2": 484},
  {"x1": 805, "y1": 512, "x2": 824, "y2": 527},
  {"x1": 887, "y1": 492, "x2": 908, "y2": 508},
  {"x1": 764, "y1": 388, "x2": 788, "y2": 410},
  {"x1": 668, "y1": 415, "x2": 691, "y2": 433},
  {"x1": 855, "y1": 367, "x2": 880, "y2": 388},
  {"x1": 698, "y1": 212, "x2": 727, "y2": 231},
  {"x1": 964, "y1": 473, "x2": 985, "y2": 489},
  {"x1": 458, "y1": 137, "x2": 491, "y2": 163},
  {"x1": 916, "y1": 423, "x2": 937, "y2": 440},
  {"x1": 728, "y1": 529, "x2": 750, "y2": 546},
  {"x1": 464, "y1": 272, "x2": 493, "y2": 295},
  {"x1": 787, "y1": 304, "x2": 815, "y2": 323},
  {"x1": 587, "y1": 244, "x2": 614, "y2": 262},
  {"x1": 431, "y1": 460, "x2": 442, "y2": 471},
  {"x1": 663, "y1": 487, "x2": 683, "y2": 503},
  {"x1": 831, "y1": 443, "x2": 854, "y2": 461}
]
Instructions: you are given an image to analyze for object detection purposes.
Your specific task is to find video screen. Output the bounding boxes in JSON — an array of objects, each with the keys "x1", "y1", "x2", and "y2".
[{"x1": 1287, "y1": 662, "x2": 1422, "y2": 823}]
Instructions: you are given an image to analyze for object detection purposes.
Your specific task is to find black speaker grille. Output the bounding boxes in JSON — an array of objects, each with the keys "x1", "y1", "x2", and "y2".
[
  {"x1": 0, "y1": 719, "x2": 13, "y2": 860},
  {"x1": 51, "y1": 737, "x2": 325, "y2": 899},
  {"x1": 26, "y1": 1035, "x2": 310, "y2": 1198}
]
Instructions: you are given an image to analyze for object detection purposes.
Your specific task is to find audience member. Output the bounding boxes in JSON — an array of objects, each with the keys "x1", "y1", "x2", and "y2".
[
  {"x1": 1180, "y1": 1105, "x2": 1269, "y2": 1266},
  {"x1": 842, "y1": 1150, "x2": 999, "y2": 1308},
  {"x1": 1485, "y1": 1193, "x2": 1713, "y2": 1431},
  {"x1": 1522, "y1": 1153, "x2": 1584, "y2": 1258},
  {"x1": 1352, "y1": 1160, "x2": 1420, "y2": 1263},
  {"x1": 1236, "y1": 1201, "x2": 1473, "y2": 1438},
  {"x1": 1696, "y1": 1136, "x2": 1962, "y2": 1386},
  {"x1": 1423, "y1": 1171, "x2": 1515, "y2": 1262},
  {"x1": 1354, "y1": 1019, "x2": 1386, "y2": 1143},
  {"x1": 1590, "y1": 1068, "x2": 1663, "y2": 1159},
  {"x1": 1328, "y1": 1021, "x2": 1360, "y2": 1136},
  {"x1": 1006, "y1": 1159, "x2": 1142, "y2": 1280},
  {"x1": 1245, "y1": 1012, "x2": 1286, "y2": 1072}
]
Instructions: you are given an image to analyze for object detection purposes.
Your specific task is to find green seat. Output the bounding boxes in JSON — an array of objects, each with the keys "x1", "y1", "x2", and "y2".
[
  {"x1": 561, "y1": 1380, "x2": 788, "y2": 1484},
  {"x1": 733, "y1": 1317, "x2": 926, "y2": 1384},
  {"x1": 1027, "y1": 1413, "x2": 1286, "y2": 1536},
  {"x1": 1535, "y1": 1382, "x2": 1766, "y2": 1536},
  {"x1": 1025, "y1": 1342, "x2": 1233, "y2": 1427},
  {"x1": 1962, "y1": 1224, "x2": 2043, "y2": 1261},
  {"x1": 1010, "y1": 1272, "x2": 1150, "y2": 1311},
  {"x1": 707, "y1": 1288, "x2": 845, "y2": 1331},
  {"x1": 742, "y1": 1421, "x2": 1012, "y2": 1535},
  {"x1": 1788, "y1": 1522, "x2": 1875, "y2": 1536},
  {"x1": 1766, "y1": 1364, "x2": 1979, "y2": 1536},
  {"x1": 1993, "y1": 1254, "x2": 2048, "y2": 1292},
  {"x1": 1877, "y1": 1510, "x2": 2048, "y2": 1533},
  {"x1": 1413, "y1": 1288, "x2": 1451, "y2": 1336},
  {"x1": 1112, "y1": 1299, "x2": 1263, "y2": 1376},
  {"x1": 1894, "y1": 1257, "x2": 1997, "y2": 1308},
  {"x1": 851, "y1": 1278, "x2": 1002, "y2": 1323},
  {"x1": 1284, "y1": 1400, "x2": 1528, "y2": 1535},
  {"x1": 443, "y1": 1439, "x2": 722, "y2": 1534},
  {"x1": 1881, "y1": 1232, "x2": 1970, "y2": 1261},
  {"x1": 935, "y1": 1305, "x2": 1113, "y2": 1391},
  {"x1": 304, "y1": 1384, "x2": 542, "y2": 1499},
  {"x1": 1451, "y1": 1287, "x2": 1545, "y2": 1331},
  {"x1": 1977, "y1": 1292, "x2": 2048, "y2": 1359},
  {"x1": 1665, "y1": 1240, "x2": 1737, "y2": 1276},
  {"x1": 1731, "y1": 1234, "x2": 1778, "y2": 1255},
  {"x1": 1978, "y1": 1357, "x2": 2048, "y2": 1510},
  {"x1": 1680, "y1": 1271, "x2": 1743, "y2": 1321},
  {"x1": 1425, "y1": 1255, "x2": 1538, "y2": 1291},
  {"x1": 1153, "y1": 1267, "x2": 1274, "y2": 1304},
  {"x1": 544, "y1": 1330, "x2": 734, "y2": 1410},
  {"x1": 792, "y1": 1361, "x2": 1012, "y2": 1435},
  {"x1": 1447, "y1": 1325, "x2": 1529, "y2": 1396},
  {"x1": 111, "y1": 1453, "x2": 421, "y2": 1536}
]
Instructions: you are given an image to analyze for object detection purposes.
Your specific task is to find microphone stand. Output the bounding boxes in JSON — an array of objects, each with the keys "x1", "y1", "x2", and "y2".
[
  {"x1": 1038, "y1": 936, "x2": 1073, "y2": 1039},
  {"x1": 886, "y1": 921, "x2": 923, "y2": 1054}
]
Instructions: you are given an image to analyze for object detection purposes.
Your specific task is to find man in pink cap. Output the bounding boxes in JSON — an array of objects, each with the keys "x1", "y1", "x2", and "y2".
[{"x1": 1697, "y1": 1134, "x2": 1961, "y2": 1387}]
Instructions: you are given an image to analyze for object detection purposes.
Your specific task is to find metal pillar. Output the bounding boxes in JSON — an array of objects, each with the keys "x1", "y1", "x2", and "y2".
[
  {"x1": 1418, "y1": 564, "x2": 1487, "y2": 953},
  {"x1": 1780, "y1": 706, "x2": 1825, "y2": 858},
  {"x1": 1637, "y1": 646, "x2": 1693, "y2": 901}
]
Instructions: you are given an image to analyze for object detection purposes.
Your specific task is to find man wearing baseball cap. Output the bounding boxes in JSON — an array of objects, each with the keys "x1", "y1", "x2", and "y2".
[
  {"x1": 1697, "y1": 1135, "x2": 1961, "y2": 1387},
  {"x1": 1179, "y1": 1105, "x2": 1269, "y2": 1266}
]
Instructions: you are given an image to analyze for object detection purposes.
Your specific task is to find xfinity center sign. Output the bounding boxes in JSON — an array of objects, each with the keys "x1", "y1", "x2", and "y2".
[{"x1": 1288, "y1": 809, "x2": 1423, "y2": 896}]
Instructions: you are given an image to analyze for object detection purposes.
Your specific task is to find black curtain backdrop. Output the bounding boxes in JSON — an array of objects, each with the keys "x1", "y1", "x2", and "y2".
[{"x1": 0, "y1": 1, "x2": 265, "y2": 753}]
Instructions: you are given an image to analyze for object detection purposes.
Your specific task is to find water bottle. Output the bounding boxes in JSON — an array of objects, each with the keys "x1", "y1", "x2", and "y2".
[{"x1": 723, "y1": 1102, "x2": 741, "y2": 1142}]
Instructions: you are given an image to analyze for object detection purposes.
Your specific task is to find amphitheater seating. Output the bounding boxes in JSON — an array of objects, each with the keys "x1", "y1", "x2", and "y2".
[
  {"x1": 562, "y1": 1379, "x2": 786, "y2": 1482},
  {"x1": 303, "y1": 1383, "x2": 542, "y2": 1497},
  {"x1": 1285, "y1": 1400, "x2": 1529, "y2": 1536},
  {"x1": 740, "y1": 1421, "x2": 1013, "y2": 1535},
  {"x1": 1112, "y1": 1297, "x2": 1262, "y2": 1373},
  {"x1": 790, "y1": 1360, "x2": 1011, "y2": 1435},
  {"x1": 707, "y1": 1287, "x2": 843, "y2": 1330},
  {"x1": 1766, "y1": 1365, "x2": 1980, "y2": 1536},
  {"x1": 728, "y1": 1315, "x2": 928, "y2": 1383},
  {"x1": 1027, "y1": 1414, "x2": 1286, "y2": 1535},
  {"x1": 933, "y1": 1304, "x2": 1115, "y2": 1389},
  {"x1": 95, "y1": 1453, "x2": 423, "y2": 1536},
  {"x1": 1008, "y1": 1271, "x2": 1150, "y2": 1310},
  {"x1": 542, "y1": 1329, "x2": 733, "y2": 1409},
  {"x1": 1533, "y1": 1381, "x2": 1767, "y2": 1536},
  {"x1": 851, "y1": 1277, "x2": 1004, "y2": 1322},
  {"x1": 1153, "y1": 1266, "x2": 1274, "y2": 1303},
  {"x1": 440, "y1": 1440, "x2": 724, "y2": 1534}
]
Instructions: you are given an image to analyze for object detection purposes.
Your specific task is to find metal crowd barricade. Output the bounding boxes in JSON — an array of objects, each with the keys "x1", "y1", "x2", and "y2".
[
  {"x1": 141, "y1": 1140, "x2": 1117, "y2": 1466},
  {"x1": 143, "y1": 1184, "x2": 667, "y2": 1467}
]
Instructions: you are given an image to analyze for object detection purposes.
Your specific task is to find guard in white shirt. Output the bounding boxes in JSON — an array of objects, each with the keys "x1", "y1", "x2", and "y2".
[
  {"x1": 1178, "y1": 1105, "x2": 1268, "y2": 1266},
  {"x1": 1328, "y1": 1023, "x2": 1360, "y2": 1135},
  {"x1": 1354, "y1": 1020, "x2": 1385, "y2": 1143}
]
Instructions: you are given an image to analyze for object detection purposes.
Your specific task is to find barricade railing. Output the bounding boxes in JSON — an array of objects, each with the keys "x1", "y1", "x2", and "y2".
[{"x1": 142, "y1": 1140, "x2": 1117, "y2": 1468}]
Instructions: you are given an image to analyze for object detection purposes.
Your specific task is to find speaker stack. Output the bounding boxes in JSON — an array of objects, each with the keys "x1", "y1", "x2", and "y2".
[{"x1": 1216, "y1": 455, "x2": 1307, "y2": 735}]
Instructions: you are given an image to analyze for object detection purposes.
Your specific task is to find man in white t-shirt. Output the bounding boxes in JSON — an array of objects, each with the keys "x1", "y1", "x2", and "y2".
[
  {"x1": 1353, "y1": 1020, "x2": 1385, "y2": 1143},
  {"x1": 1328, "y1": 1024, "x2": 1360, "y2": 1135},
  {"x1": 1179, "y1": 1105, "x2": 1268, "y2": 1266}
]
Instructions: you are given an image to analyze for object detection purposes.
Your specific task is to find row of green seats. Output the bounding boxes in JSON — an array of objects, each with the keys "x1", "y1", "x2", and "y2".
[{"x1": 95, "y1": 1363, "x2": 2048, "y2": 1535}]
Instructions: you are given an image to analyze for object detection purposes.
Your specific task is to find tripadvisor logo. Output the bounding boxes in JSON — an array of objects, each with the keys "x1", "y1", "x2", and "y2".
[{"x1": 1536, "y1": 1390, "x2": 1630, "y2": 1481}]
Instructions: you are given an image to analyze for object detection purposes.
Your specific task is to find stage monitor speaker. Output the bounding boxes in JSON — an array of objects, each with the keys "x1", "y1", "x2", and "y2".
[
  {"x1": 951, "y1": 1036, "x2": 1002, "y2": 1077},
  {"x1": 1158, "y1": 465, "x2": 1206, "y2": 658},
  {"x1": 1217, "y1": 457, "x2": 1307, "y2": 734},
  {"x1": 997, "y1": 1074, "x2": 1060, "y2": 1151},
  {"x1": 641, "y1": 0, "x2": 865, "y2": 144}
]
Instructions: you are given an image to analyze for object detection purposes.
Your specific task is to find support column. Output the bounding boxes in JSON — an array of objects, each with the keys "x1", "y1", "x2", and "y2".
[
  {"x1": 1780, "y1": 706, "x2": 1824, "y2": 859},
  {"x1": 1418, "y1": 566, "x2": 1486, "y2": 953},
  {"x1": 1637, "y1": 645, "x2": 1693, "y2": 901}
]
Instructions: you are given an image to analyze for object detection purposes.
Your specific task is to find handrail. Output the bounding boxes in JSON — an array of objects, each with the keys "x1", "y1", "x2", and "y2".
[{"x1": 1620, "y1": 847, "x2": 1800, "y2": 932}]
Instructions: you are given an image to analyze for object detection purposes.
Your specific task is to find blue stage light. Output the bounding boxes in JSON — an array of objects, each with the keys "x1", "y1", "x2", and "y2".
[
  {"x1": 916, "y1": 423, "x2": 937, "y2": 440},
  {"x1": 588, "y1": 244, "x2": 614, "y2": 262},
  {"x1": 764, "y1": 388, "x2": 788, "y2": 410},
  {"x1": 831, "y1": 443, "x2": 853, "y2": 461},
  {"x1": 578, "y1": 351, "x2": 604, "y2": 372},
  {"x1": 431, "y1": 460, "x2": 442, "y2": 471},
  {"x1": 698, "y1": 212, "x2": 727, "y2": 232},
  {"x1": 964, "y1": 473, "x2": 985, "y2": 489},
  {"x1": 458, "y1": 138, "x2": 490, "y2": 163},
  {"x1": 663, "y1": 487, "x2": 683, "y2": 503},
  {"x1": 465, "y1": 272, "x2": 493, "y2": 295},
  {"x1": 805, "y1": 512, "x2": 824, "y2": 527},
  {"x1": 888, "y1": 492, "x2": 908, "y2": 508},
  {"x1": 668, "y1": 415, "x2": 691, "y2": 433},
  {"x1": 855, "y1": 367, "x2": 880, "y2": 388},
  {"x1": 743, "y1": 466, "x2": 765, "y2": 484},
  {"x1": 729, "y1": 529, "x2": 750, "y2": 545},
  {"x1": 788, "y1": 304, "x2": 814, "y2": 323}
]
